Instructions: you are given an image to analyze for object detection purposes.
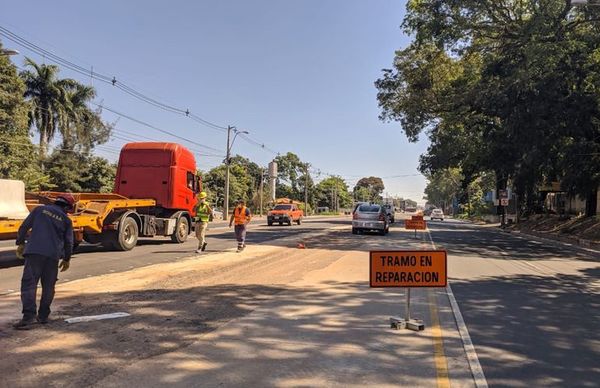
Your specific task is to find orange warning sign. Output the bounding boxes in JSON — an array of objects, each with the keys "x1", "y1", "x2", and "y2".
[
  {"x1": 405, "y1": 219, "x2": 426, "y2": 230},
  {"x1": 411, "y1": 215, "x2": 424, "y2": 221},
  {"x1": 370, "y1": 250, "x2": 447, "y2": 287}
]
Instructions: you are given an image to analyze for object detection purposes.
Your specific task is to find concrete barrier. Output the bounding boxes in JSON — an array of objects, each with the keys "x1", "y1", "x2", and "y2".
[{"x1": 0, "y1": 179, "x2": 30, "y2": 219}]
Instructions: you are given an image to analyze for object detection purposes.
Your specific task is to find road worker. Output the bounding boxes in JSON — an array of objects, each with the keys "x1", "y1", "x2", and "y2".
[
  {"x1": 13, "y1": 194, "x2": 75, "y2": 330},
  {"x1": 193, "y1": 191, "x2": 213, "y2": 253},
  {"x1": 229, "y1": 198, "x2": 252, "y2": 252}
]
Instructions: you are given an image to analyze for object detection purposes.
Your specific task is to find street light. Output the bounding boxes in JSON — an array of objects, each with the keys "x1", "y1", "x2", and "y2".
[
  {"x1": 224, "y1": 127, "x2": 249, "y2": 218},
  {"x1": 0, "y1": 48, "x2": 19, "y2": 56}
]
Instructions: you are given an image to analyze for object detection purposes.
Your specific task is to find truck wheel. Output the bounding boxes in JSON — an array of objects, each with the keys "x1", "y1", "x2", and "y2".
[
  {"x1": 171, "y1": 216, "x2": 189, "y2": 243},
  {"x1": 287, "y1": 219, "x2": 292, "y2": 226},
  {"x1": 278, "y1": 222, "x2": 283, "y2": 226},
  {"x1": 267, "y1": 220, "x2": 273, "y2": 226},
  {"x1": 115, "y1": 217, "x2": 139, "y2": 251},
  {"x1": 296, "y1": 218, "x2": 302, "y2": 225},
  {"x1": 352, "y1": 227, "x2": 357, "y2": 235}
]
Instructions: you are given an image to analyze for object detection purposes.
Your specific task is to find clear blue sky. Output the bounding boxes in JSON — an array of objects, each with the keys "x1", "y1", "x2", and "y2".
[{"x1": 1, "y1": 0, "x2": 429, "y2": 203}]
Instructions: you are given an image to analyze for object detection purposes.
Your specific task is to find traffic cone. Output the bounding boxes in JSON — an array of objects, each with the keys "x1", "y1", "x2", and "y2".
[{"x1": 297, "y1": 242, "x2": 306, "y2": 249}]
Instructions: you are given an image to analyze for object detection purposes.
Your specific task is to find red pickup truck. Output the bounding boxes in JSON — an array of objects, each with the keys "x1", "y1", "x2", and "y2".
[{"x1": 267, "y1": 203, "x2": 303, "y2": 226}]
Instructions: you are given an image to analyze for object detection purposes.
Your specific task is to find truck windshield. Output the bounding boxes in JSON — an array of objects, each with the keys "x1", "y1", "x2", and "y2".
[{"x1": 273, "y1": 205, "x2": 292, "y2": 210}]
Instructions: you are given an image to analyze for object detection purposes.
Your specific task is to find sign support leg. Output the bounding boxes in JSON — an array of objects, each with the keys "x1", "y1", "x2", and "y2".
[{"x1": 390, "y1": 287, "x2": 425, "y2": 331}]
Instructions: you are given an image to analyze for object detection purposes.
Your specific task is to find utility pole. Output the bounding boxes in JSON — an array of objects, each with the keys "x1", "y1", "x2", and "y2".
[
  {"x1": 224, "y1": 126, "x2": 232, "y2": 219},
  {"x1": 223, "y1": 126, "x2": 249, "y2": 219},
  {"x1": 259, "y1": 168, "x2": 264, "y2": 217},
  {"x1": 304, "y1": 163, "x2": 310, "y2": 216}
]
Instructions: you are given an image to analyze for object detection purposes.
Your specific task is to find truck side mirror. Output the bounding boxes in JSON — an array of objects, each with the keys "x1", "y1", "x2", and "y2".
[{"x1": 195, "y1": 175, "x2": 202, "y2": 193}]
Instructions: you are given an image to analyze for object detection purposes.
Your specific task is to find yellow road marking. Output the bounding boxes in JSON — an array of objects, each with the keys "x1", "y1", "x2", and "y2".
[{"x1": 429, "y1": 288, "x2": 450, "y2": 388}]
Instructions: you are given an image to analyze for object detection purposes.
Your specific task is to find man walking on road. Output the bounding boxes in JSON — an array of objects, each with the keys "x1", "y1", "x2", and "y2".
[
  {"x1": 13, "y1": 194, "x2": 75, "y2": 330},
  {"x1": 229, "y1": 198, "x2": 252, "y2": 253},
  {"x1": 194, "y1": 191, "x2": 213, "y2": 253}
]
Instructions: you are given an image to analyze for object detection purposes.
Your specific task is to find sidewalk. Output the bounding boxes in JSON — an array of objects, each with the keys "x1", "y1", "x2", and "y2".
[{"x1": 0, "y1": 230, "x2": 474, "y2": 388}]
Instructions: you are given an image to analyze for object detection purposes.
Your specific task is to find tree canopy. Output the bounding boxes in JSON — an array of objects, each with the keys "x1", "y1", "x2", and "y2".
[{"x1": 376, "y1": 0, "x2": 600, "y2": 216}]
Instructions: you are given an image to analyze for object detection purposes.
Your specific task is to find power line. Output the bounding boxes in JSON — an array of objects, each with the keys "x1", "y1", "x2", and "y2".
[
  {"x1": 0, "y1": 24, "x2": 228, "y2": 132},
  {"x1": 109, "y1": 130, "x2": 224, "y2": 157},
  {"x1": 0, "y1": 138, "x2": 121, "y2": 156},
  {"x1": 93, "y1": 102, "x2": 223, "y2": 153}
]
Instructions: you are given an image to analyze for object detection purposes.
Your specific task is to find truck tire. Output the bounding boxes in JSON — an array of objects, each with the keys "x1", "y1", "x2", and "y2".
[
  {"x1": 287, "y1": 219, "x2": 292, "y2": 226},
  {"x1": 171, "y1": 216, "x2": 189, "y2": 243},
  {"x1": 267, "y1": 221, "x2": 273, "y2": 226},
  {"x1": 296, "y1": 217, "x2": 302, "y2": 225},
  {"x1": 115, "y1": 217, "x2": 139, "y2": 251}
]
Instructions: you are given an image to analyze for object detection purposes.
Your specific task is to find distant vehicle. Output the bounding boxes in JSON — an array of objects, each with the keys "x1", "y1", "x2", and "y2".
[
  {"x1": 212, "y1": 208, "x2": 224, "y2": 220},
  {"x1": 267, "y1": 202, "x2": 303, "y2": 226},
  {"x1": 383, "y1": 203, "x2": 395, "y2": 223},
  {"x1": 352, "y1": 204, "x2": 389, "y2": 235},
  {"x1": 430, "y1": 209, "x2": 445, "y2": 221}
]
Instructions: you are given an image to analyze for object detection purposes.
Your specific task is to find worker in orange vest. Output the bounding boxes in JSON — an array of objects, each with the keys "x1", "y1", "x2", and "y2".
[{"x1": 229, "y1": 198, "x2": 251, "y2": 252}]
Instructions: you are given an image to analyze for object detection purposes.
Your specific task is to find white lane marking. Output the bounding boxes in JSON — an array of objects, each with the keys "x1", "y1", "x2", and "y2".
[
  {"x1": 428, "y1": 229, "x2": 489, "y2": 388},
  {"x1": 65, "y1": 312, "x2": 130, "y2": 324}
]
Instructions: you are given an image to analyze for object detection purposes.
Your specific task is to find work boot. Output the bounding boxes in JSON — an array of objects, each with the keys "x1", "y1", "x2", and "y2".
[
  {"x1": 13, "y1": 317, "x2": 36, "y2": 330},
  {"x1": 201, "y1": 242, "x2": 207, "y2": 252},
  {"x1": 236, "y1": 245, "x2": 244, "y2": 253},
  {"x1": 36, "y1": 315, "x2": 49, "y2": 324}
]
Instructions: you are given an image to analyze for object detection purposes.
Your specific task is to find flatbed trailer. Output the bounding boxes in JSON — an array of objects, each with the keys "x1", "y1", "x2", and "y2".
[{"x1": 0, "y1": 191, "x2": 191, "y2": 251}]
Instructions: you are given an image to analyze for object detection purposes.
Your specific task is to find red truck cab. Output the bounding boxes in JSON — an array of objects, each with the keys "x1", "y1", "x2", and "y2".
[{"x1": 115, "y1": 142, "x2": 200, "y2": 215}]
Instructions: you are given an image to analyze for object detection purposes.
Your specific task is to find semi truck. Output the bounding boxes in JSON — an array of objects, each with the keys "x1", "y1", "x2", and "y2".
[{"x1": 0, "y1": 142, "x2": 200, "y2": 251}]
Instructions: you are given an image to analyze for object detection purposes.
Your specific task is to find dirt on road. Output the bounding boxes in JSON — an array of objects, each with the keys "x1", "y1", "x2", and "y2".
[{"x1": 0, "y1": 235, "x2": 345, "y2": 388}]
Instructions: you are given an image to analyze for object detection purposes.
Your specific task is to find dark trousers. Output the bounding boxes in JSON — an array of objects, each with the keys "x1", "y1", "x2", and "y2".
[
  {"x1": 20, "y1": 254, "x2": 59, "y2": 320},
  {"x1": 234, "y1": 224, "x2": 247, "y2": 247}
]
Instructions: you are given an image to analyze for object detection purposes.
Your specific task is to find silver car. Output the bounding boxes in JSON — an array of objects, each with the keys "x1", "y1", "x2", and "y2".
[{"x1": 352, "y1": 204, "x2": 389, "y2": 235}]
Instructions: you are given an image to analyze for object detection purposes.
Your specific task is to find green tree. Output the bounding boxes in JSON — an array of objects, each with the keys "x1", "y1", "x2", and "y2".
[
  {"x1": 274, "y1": 152, "x2": 311, "y2": 201},
  {"x1": 353, "y1": 177, "x2": 385, "y2": 203},
  {"x1": 376, "y1": 0, "x2": 600, "y2": 216},
  {"x1": 424, "y1": 168, "x2": 464, "y2": 213},
  {"x1": 80, "y1": 156, "x2": 116, "y2": 192},
  {"x1": 315, "y1": 176, "x2": 352, "y2": 209},
  {"x1": 20, "y1": 58, "x2": 75, "y2": 161},
  {"x1": 0, "y1": 44, "x2": 48, "y2": 189}
]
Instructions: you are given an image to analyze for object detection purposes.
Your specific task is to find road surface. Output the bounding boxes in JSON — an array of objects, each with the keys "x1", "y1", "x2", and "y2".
[
  {"x1": 0, "y1": 214, "x2": 598, "y2": 387},
  {"x1": 0, "y1": 216, "x2": 346, "y2": 295}
]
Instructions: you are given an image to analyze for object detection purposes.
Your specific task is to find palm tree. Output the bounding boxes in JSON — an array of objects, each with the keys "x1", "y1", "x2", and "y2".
[
  {"x1": 20, "y1": 57, "x2": 76, "y2": 161},
  {"x1": 60, "y1": 84, "x2": 97, "y2": 151}
]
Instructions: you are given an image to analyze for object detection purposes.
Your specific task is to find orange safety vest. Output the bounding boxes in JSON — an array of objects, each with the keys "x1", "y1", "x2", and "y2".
[{"x1": 234, "y1": 206, "x2": 250, "y2": 225}]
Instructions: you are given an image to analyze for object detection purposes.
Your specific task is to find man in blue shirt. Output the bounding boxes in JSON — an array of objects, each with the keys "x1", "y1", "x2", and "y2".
[{"x1": 13, "y1": 194, "x2": 75, "y2": 330}]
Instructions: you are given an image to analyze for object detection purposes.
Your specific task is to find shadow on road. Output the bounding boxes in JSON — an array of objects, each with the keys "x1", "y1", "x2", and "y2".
[
  {"x1": 0, "y1": 282, "x2": 434, "y2": 387},
  {"x1": 451, "y1": 266, "x2": 600, "y2": 387},
  {"x1": 428, "y1": 221, "x2": 598, "y2": 262}
]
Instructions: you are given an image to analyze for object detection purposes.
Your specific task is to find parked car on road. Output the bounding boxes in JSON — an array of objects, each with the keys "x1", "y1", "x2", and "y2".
[
  {"x1": 352, "y1": 204, "x2": 389, "y2": 235},
  {"x1": 430, "y1": 208, "x2": 445, "y2": 221}
]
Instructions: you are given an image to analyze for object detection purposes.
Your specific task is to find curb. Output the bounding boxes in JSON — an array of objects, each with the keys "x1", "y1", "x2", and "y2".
[{"x1": 509, "y1": 229, "x2": 600, "y2": 252}]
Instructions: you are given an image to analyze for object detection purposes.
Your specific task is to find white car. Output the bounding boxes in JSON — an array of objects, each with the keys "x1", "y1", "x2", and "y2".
[{"x1": 430, "y1": 209, "x2": 444, "y2": 221}]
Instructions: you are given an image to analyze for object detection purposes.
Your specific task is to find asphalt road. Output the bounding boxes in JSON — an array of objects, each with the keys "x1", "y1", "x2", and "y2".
[
  {"x1": 2, "y1": 214, "x2": 598, "y2": 386},
  {"x1": 0, "y1": 216, "x2": 348, "y2": 295},
  {"x1": 426, "y1": 218, "x2": 599, "y2": 388}
]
